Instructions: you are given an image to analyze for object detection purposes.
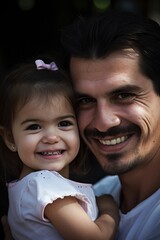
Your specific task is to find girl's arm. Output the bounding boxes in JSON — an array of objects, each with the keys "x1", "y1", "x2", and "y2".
[{"x1": 44, "y1": 194, "x2": 119, "y2": 240}]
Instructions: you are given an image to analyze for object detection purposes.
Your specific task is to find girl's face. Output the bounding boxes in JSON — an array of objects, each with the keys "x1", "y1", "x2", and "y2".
[{"x1": 9, "y1": 95, "x2": 80, "y2": 177}]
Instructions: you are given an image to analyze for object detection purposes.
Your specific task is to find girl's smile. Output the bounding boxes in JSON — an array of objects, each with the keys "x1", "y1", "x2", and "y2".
[{"x1": 10, "y1": 95, "x2": 80, "y2": 177}]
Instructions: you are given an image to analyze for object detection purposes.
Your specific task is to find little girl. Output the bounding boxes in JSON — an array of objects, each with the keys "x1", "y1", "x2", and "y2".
[{"x1": 0, "y1": 58, "x2": 119, "y2": 240}]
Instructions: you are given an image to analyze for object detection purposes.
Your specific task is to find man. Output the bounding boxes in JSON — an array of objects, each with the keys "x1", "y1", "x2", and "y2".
[{"x1": 61, "y1": 10, "x2": 160, "y2": 239}]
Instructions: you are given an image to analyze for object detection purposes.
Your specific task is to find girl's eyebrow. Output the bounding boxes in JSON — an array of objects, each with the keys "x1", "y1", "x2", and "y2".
[
  {"x1": 21, "y1": 115, "x2": 76, "y2": 125},
  {"x1": 21, "y1": 119, "x2": 40, "y2": 125},
  {"x1": 56, "y1": 115, "x2": 76, "y2": 120}
]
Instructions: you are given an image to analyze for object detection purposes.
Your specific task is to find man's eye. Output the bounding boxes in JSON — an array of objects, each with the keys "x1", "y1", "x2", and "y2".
[
  {"x1": 26, "y1": 124, "x2": 41, "y2": 130},
  {"x1": 118, "y1": 93, "x2": 133, "y2": 98},
  {"x1": 113, "y1": 92, "x2": 136, "y2": 103},
  {"x1": 77, "y1": 97, "x2": 95, "y2": 106}
]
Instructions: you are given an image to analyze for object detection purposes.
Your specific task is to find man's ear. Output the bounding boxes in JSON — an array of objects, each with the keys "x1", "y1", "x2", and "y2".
[{"x1": 0, "y1": 126, "x2": 16, "y2": 152}]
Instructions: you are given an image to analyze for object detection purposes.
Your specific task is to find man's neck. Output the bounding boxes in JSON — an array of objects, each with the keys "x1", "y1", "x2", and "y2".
[{"x1": 119, "y1": 164, "x2": 160, "y2": 213}]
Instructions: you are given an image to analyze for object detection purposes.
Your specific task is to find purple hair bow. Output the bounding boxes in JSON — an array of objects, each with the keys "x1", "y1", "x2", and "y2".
[{"x1": 35, "y1": 59, "x2": 58, "y2": 71}]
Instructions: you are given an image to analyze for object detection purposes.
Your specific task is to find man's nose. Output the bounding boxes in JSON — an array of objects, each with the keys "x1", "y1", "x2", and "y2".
[{"x1": 93, "y1": 101, "x2": 120, "y2": 132}]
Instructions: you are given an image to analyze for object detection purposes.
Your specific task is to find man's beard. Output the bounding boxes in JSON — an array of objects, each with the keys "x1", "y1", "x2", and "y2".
[{"x1": 98, "y1": 151, "x2": 142, "y2": 175}]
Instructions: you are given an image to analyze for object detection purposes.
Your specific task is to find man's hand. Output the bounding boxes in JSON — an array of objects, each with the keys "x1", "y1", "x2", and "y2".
[{"x1": 96, "y1": 194, "x2": 119, "y2": 225}]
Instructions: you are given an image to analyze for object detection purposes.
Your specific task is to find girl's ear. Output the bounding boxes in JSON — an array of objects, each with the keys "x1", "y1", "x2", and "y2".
[{"x1": 0, "y1": 126, "x2": 16, "y2": 152}]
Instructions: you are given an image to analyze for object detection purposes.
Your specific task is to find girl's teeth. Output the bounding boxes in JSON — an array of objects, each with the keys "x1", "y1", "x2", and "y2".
[{"x1": 42, "y1": 151, "x2": 61, "y2": 155}]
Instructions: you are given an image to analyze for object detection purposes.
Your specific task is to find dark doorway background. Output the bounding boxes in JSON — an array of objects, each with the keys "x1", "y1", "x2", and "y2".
[{"x1": 0, "y1": 0, "x2": 158, "y2": 75}]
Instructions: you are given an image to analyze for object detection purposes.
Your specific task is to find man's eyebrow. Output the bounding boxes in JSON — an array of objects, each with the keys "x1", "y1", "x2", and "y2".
[
  {"x1": 111, "y1": 85, "x2": 141, "y2": 94},
  {"x1": 75, "y1": 92, "x2": 91, "y2": 98},
  {"x1": 75, "y1": 85, "x2": 141, "y2": 98}
]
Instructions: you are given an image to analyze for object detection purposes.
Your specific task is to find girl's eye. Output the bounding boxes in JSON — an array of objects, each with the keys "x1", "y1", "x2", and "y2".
[
  {"x1": 59, "y1": 121, "x2": 72, "y2": 127},
  {"x1": 26, "y1": 124, "x2": 41, "y2": 130}
]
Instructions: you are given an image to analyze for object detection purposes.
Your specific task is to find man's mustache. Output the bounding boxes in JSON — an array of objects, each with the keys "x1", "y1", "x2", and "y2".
[{"x1": 84, "y1": 124, "x2": 141, "y2": 138}]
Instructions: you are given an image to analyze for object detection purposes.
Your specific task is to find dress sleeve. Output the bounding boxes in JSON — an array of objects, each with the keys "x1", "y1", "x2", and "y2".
[{"x1": 21, "y1": 170, "x2": 91, "y2": 221}]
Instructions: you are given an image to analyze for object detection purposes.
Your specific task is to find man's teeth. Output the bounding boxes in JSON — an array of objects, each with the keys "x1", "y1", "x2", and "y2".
[
  {"x1": 41, "y1": 151, "x2": 62, "y2": 156},
  {"x1": 99, "y1": 136, "x2": 128, "y2": 145}
]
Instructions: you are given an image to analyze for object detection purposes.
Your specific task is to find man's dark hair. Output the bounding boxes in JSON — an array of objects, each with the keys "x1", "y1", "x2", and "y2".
[{"x1": 61, "y1": 10, "x2": 160, "y2": 94}]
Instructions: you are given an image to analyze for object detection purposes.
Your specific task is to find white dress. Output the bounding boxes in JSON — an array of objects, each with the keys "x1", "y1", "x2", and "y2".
[
  {"x1": 8, "y1": 170, "x2": 98, "y2": 240},
  {"x1": 94, "y1": 175, "x2": 160, "y2": 240}
]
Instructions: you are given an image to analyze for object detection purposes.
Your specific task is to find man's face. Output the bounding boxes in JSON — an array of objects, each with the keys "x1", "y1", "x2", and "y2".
[{"x1": 70, "y1": 50, "x2": 160, "y2": 175}]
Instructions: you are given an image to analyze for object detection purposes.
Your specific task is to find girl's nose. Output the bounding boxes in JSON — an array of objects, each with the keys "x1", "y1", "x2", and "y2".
[{"x1": 42, "y1": 134, "x2": 60, "y2": 144}]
